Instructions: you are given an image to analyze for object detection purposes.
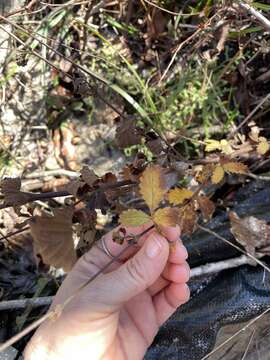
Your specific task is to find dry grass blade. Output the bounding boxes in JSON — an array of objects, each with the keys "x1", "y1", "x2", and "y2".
[
  {"x1": 198, "y1": 225, "x2": 270, "y2": 274},
  {"x1": 201, "y1": 307, "x2": 270, "y2": 360}
]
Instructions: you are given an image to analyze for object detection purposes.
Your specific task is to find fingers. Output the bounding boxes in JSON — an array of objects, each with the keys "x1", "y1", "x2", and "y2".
[
  {"x1": 153, "y1": 283, "x2": 190, "y2": 326},
  {"x1": 99, "y1": 233, "x2": 169, "y2": 307},
  {"x1": 148, "y1": 241, "x2": 189, "y2": 296}
]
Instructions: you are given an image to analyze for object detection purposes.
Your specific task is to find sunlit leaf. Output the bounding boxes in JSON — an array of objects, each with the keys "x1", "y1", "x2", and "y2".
[
  {"x1": 257, "y1": 139, "x2": 269, "y2": 155},
  {"x1": 223, "y1": 161, "x2": 247, "y2": 174},
  {"x1": 168, "y1": 188, "x2": 193, "y2": 205},
  {"x1": 153, "y1": 207, "x2": 179, "y2": 227},
  {"x1": 205, "y1": 139, "x2": 221, "y2": 152},
  {"x1": 211, "y1": 166, "x2": 225, "y2": 184},
  {"x1": 119, "y1": 209, "x2": 150, "y2": 227},
  {"x1": 139, "y1": 165, "x2": 166, "y2": 213}
]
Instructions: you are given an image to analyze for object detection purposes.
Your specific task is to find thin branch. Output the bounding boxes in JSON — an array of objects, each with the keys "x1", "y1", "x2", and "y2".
[
  {"x1": 142, "y1": 0, "x2": 198, "y2": 16},
  {"x1": 229, "y1": 93, "x2": 270, "y2": 137},
  {"x1": 0, "y1": 226, "x2": 30, "y2": 242},
  {"x1": 198, "y1": 225, "x2": 270, "y2": 274},
  {"x1": 190, "y1": 254, "x2": 261, "y2": 278},
  {"x1": 238, "y1": 1, "x2": 270, "y2": 32},
  {"x1": 0, "y1": 190, "x2": 70, "y2": 210}
]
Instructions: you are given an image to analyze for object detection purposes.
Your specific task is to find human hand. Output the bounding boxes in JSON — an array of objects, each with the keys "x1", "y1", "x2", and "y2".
[{"x1": 25, "y1": 224, "x2": 190, "y2": 360}]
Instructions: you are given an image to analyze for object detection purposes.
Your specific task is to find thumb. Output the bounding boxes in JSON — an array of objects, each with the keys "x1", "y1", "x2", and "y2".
[{"x1": 101, "y1": 232, "x2": 169, "y2": 306}]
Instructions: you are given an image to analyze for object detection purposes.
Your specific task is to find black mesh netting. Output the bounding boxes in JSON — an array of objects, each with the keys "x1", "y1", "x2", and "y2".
[{"x1": 145, "y1": 180, "x2": 270, "y2": 359}]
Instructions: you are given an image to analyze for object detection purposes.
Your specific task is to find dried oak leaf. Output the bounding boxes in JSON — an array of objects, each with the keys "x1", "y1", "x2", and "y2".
[
  {"x1": 168, "y1": 188, "x2": 193, "y2": 205},
  {"x1": 139, "y1": 165, "x2": 166, "y2": 213},
  {"x1": 30, "y1": 207, "x2": 77, "y2": 271},
  {"x1": 197, "y1": 195, "x2": 215, "y2": 222},
  {"x1": 115, "y1": 119, "x2": 142, "y2": 148},
  {"x1": 0, "y1": 177, "x2": 32, "y2": 206},
  {"x1": 179, "y1": 204, "x2": 198, "y2": 236},
  {"x1": 119, "y1": 209, "x2": 150, "y2": 227},
  {"x1": 229, "y1": 211, "x2": 270, "y2": 256},
  {"x1": 153, "y1": 207, "x2": 179, "y2": 227}
]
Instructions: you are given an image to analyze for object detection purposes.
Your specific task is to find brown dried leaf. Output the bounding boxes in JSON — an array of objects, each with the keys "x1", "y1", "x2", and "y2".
[
  {"x1": 211, "y1": 166, "x2": 225, "y2": 184},
  {"x1": 0, "y1": 177, "x2": 32, "y2": 206},
  {"x1": 179, "y1": 204, "x2": 198, "y2": 236},
  {"x1": 65, "y1": 179, "x2": 85, "y2": 197},
  {"x1": 30, "y1": 207, "x2": 77, "y2": 271},
  {"x1": 119, "y1": 209, "x2": 150, "y2": 227},
  {"x1": 229, "y1": 211, "x2": 270, "y2": 256},
  {"x1": 81, "y1": 166, "x2": 98, "y2": 186},
  {"x1": 197, "y1": 195, "x2": 215, "y2": 222},
  {"x1": 153, "y1": 207, "x2": 179, "y2": 227},
  {"x1": 139, "y1": 165, "x2": 166, "y2": 213},
  {"x1": 168, "y1": 188, "x2": 193, "y2": 205},
  {"x1": 115, "y1": 119, "x2": 142, "y2": 148}
]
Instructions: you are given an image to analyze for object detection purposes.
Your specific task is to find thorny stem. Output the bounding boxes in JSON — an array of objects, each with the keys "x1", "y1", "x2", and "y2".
[
  {"x1": 0, "y1": 225, "x2": 154, "y2": 352},
  {"x1": 0, "y1": 180, "x2": 136, "y2": 211}
]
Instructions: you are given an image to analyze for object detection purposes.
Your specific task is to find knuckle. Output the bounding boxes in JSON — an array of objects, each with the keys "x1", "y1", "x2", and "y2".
[
  {"x1": 182, "y1": 285, "x2": 190, "y2": 303},
  {"x1": 126, "y1": 257, "x2": 147, "y2": 287}
]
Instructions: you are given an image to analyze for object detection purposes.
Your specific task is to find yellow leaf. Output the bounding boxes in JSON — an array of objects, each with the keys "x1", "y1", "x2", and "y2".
[
  {"x1": 220, "y1": 139, "x2": 233, "y2": 155},
  {"x1": 139, "y1": 165, "x2": 166, "y2": 213},
  {"x1": 168, "y1": 188, "x2": 193, "y2": 205},
  {"x1": 211, "y1": 166, "x2": 225, "y2": 184},
  {"x1": 119, "y1": 209, "x2": 150, "y2": 227},
  {"x1": 205, "y1": 139, "x2": 221, "y2": 152},
  {"x1": 153, "y1": 207, "x2": 179, "y2": 227},
  {"x1": 223, "y1": 162, "x2": 247, "y2": 174},
  {"x1": 257, "y1": 140, "x2": 269, "y2": 155}
]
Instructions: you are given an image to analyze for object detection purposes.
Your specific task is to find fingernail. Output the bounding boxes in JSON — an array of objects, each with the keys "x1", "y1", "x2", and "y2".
[
  {"x1": 146, "y1": 235, "x2": 163, "y2": 258},
  {"x1": 180, "y1": 245, "x2": 188, "y2": 259}
]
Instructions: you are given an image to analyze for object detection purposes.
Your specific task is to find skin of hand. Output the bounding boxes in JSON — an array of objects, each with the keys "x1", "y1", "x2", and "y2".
[{"x1": 24, "y1": 224, "x2": 190, "y2": 360}]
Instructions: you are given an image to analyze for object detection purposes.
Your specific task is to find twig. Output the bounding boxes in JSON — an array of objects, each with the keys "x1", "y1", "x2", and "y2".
[
  {"x1": 241, "y1": 328, "x2": 255, "y2": 360},
  {"x1": 0, "y1": 226, "x2": 30, "y2": 242},
  {"x1": 143, "y1": 0, "x2": 198, "y2": 16},
  {"x1": 229, "y1": 93, "x2": 270, "y2": 137},
  {"x1": 201, "y1": 306, "x2": 270, "y2": 359},
  {"x1": 23, "y1": 169, "x2": 79, "y2": 179},
  {"x1": 238, "y1": 1, "x2": 270, "y2": 32},
  {"x1": 190, "y1": 254, "x2": 261, "y2": 278},
  {"x1": 198, "y1": 225, "x2": 270, "y2": 274},
  {"x1": 0, "y1": 190, "x2": 70, "y2": 210},
  {"x1": 0, "y1": 254, "x2": 263, "y2": 311}
]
